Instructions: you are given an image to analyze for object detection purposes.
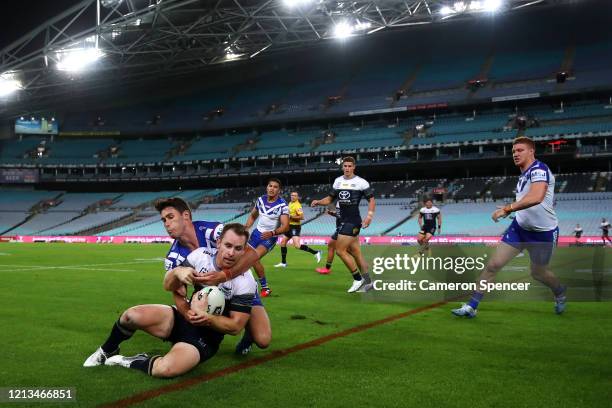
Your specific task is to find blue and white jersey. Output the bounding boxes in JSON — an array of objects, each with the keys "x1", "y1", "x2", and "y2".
[
  {"x1": 515, "y1": 160, "x2": 557, "y2": 232},
  {"x1": 254, "y1": 195, "x2": 289, "y2": 233},
  {"x1": 164, "y1": 220, "x2": 224, "y2": 271}
]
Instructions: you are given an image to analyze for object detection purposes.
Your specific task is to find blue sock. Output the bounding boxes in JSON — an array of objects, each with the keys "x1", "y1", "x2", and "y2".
[
  {"x1": 467, "y1": 291, "x2": 484, "y2": 309},
  {"x1": 259, "y1": 277, "x2": 268, "y2": 288},
  {"x1": 553, "y1": 285, "x2": 566, "y2": 298}
]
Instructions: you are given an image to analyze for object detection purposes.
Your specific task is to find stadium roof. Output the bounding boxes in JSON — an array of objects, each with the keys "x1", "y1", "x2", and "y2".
[{"x1": 0, "y1": 0, "x2": 579, "y2": 117}]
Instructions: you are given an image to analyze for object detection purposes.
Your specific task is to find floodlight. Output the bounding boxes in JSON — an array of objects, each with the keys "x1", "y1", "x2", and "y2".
[
  {"x1": 440, "y1": 6, "x2": 454, "y2": 15},
  {"x1": 0, "y1": 73, "x2": 22, "y2": 97},
  {"x1": 333, "y1": 21, "x2": 353, "y2": 39},
  {"x1": 483, "y1": 0, "x2": 503, "y2": 12},
  {"x1": 56, "y1": 48, "x2": 103, "y2": 72}
]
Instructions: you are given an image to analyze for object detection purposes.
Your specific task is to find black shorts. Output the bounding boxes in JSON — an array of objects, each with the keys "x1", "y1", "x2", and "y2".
[
  {"x1": 336, "y1": 221, "x2": 361, "y2": 238},
  {"x1": 284, "y1": 225, "x2": 301, "y2": 239},
  {"x1": 166, "y1": 307, "x2": 220, "y2": 363},
  {"x1": 575, "y1": 233, "x2": 582, "y2": 239},
  {"x1": 419, "y1": 225, "x2": 436, "y2": 236},
  {"x1": 603, "y1": 231, "x2": 609, "y2": 237}
]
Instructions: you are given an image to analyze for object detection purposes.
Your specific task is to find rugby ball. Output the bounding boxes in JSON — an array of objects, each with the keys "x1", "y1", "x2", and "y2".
[{"x1": 191, "y1": 286, "x2": 226, "y2": 316}]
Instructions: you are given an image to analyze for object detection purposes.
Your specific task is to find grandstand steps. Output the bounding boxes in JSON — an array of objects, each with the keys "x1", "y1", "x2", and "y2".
[
  {"x1": 77, "y1": 211, "x2": 139, "y2": 236},
  {"x1": 382, "y1": 206, "x2": 419, "y2": 236},
  {"x1": 33, "y1": 212, "x2": 87, "y2": 235},
  {"x1": 555, "y1": 43, "x2": 576, "y2": 93},
  {"x1": 390, "y1": 64, "x2": 422, "y2": 108},
  {"x1": 0, "y1": 212, "x2": 37, "y2": 236}
]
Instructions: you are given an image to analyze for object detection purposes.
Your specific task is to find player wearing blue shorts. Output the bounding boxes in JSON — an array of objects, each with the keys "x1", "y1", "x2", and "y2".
[
  {"x1": 452, "y1": 137, "x2": 567, "y2": 318},
  {"x1": 244, "y1": 178, "x2": 290, "y2": 297}
]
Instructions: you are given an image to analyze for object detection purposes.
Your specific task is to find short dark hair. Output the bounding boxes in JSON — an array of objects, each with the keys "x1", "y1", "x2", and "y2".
[
  {"x1": 154, "y1": 197, "x2": 191, "y2": 218},
  {"x1": 219, "y1": 223, "x2": 250, "y2": 243},
  {"x1": 342, "y1": 156, "x2": 356, "y2": 165},
  {"x1": 513, "y1": 136, "x2": 535, "y2": 150},
  {"x1": 267, "y1": 178, "x2": 282, "y2": 188},
  {"x1": 424, "y1": 197, "x2": 433, "y2": 203}
]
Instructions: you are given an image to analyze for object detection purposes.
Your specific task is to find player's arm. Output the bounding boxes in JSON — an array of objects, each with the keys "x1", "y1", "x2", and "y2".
[
  {"x1": 437, "y1": 212, "x2": 442, "y2": 232},
  {"x1": 362, "y1": 196, "x2": 375, "y2": 228},
  {"x1": 189, "y1": 293, "x2": 253, "y2": 334},
  {"x1": 311, "y1": 195, "x2": 333, "y2": 207},
  {"x1": 492, "y1": 182, "x2": 547, "y2": 222},
  {"x1": 163, "y1": 266, "x2": 196, "y2": 291},
  {"x1": 418, "y1": 212, "x2": 423, "y2": 228},
  {"x1": 244, "y1": 207, "x2": 258, "y2": 229},
  {"x1": 191, "y1": 310, "x2": 250, "y2": 335}
]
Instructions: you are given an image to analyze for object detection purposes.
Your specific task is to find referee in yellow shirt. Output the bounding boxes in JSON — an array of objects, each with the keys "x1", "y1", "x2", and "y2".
[{"x1": 275, "y1": 191, "x2": 321, "y2": 267}]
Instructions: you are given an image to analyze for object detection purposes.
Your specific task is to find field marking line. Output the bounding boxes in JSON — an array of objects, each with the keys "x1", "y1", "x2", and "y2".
[{"x1": 98, "y1": 297, "x2": 460, "y2": 408}]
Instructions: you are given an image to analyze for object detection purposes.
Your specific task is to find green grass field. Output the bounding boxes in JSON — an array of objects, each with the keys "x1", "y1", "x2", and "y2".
[{"x1": 0, "y1": 243, "x2": 611, "y2": 407}]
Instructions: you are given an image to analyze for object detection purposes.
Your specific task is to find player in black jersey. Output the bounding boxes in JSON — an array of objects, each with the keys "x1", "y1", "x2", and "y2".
[
  {"x1": 417, "y1": 198, "x2": 442, "y2": 256},
  {"x1": 573, "y1": 224, "x2": 583, "y2": 245},
  {"x1": 311, "y1": 156, "x2": 376, "y2": 293},
  {"x1": 601, "y1": 218, "x2": 611, "y2": 246}
]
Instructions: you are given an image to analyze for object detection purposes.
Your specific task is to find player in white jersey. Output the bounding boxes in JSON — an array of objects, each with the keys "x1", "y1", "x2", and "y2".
[
  {"x1": 417, "y1": 198, "x2": 442, "y2": 256},
  {"x1": 244, "y1": 178, "x2": 290, "y2": 297},
  {"x1": 452, "y1": 137, "x2": 567, "y2": 318},
  {"x1": 83, "y1": 224, "x2": 257, "y2": 377}
]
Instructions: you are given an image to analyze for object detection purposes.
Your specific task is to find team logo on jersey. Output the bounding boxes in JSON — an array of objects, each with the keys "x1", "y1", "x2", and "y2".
[{"x1": 339, "y1": 191, "x2": 351, "y2": 200}]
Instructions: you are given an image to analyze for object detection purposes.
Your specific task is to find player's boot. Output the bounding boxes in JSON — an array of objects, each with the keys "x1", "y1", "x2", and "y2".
[
  {"x1": 316, "y1": 267, "x2": 331, "y2": 274},
  {"x1": 261, "y1": 287, "x2": 272, "y2": 297},
  {"x1": 347, "y1": 279, "x2": 365, "y2": 293},
  {"x1": 554, "y1": 286, "x2": 567, "y2": 315},
  {"x1": 83, "y1": 347, "x2": 119, "y2": 367},
  {"x1": 105, "y1": 353, "x2": 150, "y2": 368},
  {"x1": 315, "y1": 251, "x2": 322, "y2": 263},
  {"x1": 357, "y1": 282, "x2": 374, "y2": 293},
  {"x1": 451, "y1": 303, "x2": 477, "y2": 318},
  {"x1": 274, "y1": 263, "x2": 287, "y2": 268},
  {"x1": 235, "y1": 329, "x2": 254, "y2": 356}
]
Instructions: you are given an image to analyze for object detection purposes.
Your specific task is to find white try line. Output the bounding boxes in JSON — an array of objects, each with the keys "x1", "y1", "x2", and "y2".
[{"x1": 0, "y1": 259, "x2": 162, "y2": 272}]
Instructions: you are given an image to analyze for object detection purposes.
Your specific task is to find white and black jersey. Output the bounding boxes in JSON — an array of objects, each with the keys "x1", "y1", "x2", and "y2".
[
  {"x1": 184, "y1": 247, "x2": 257, "y2": 315},
  {"x1": 329, "y1": 175, "x2": 374, "y2": 225},
  {"x1": 420, "y1": 206, "x2": 440, "y2": 229},
  {"x1": 574, "y1": 227, "x2": 583, "y2": 238},
  {"x1": 602, "y1": 221, "x2": 610, "y2": 236}
]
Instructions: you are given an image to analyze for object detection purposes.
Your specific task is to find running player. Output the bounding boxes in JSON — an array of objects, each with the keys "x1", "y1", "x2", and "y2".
[
  {"x1": 574, "y1": 223, "x2": 583, "y2": 245},
  {"x1": 311, "y1": 156, "x2": 375, "y2": 292},
  {"x1": 275, "y1": 191, "x2": 321, "y2": 268},
  {"x1": 600, "y1": 218, "x2": 611, "y2": 245},
  {"x1": 452, "y1": 137, "x2": 566, "y2": 317},
  {"x1": 83, "y1": 224, "x2": 256, "y2": 377},
  {"x1": 244, "y1": 178, "x2": 290, "y2": 297},
  {"x1": 316, "y1": 203, "x2": 341, "y2": 275},
  {"x1": 417, "y1": 198, "x2": 441, "y2": 256}
]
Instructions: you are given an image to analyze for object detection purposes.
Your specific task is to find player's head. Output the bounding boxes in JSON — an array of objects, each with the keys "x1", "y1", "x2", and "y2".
[
  {"x1": 216, "y1": 223, "x2": 249, "y2": 268},
  {"x1": 512, "y1": 137, "x2": 536, "y2": 168},
  {"x1": 576, "y1": 223, "x2": 580, "y2": 227},
  {"x1": 155, "y1": 197, "x2": 192, "y2": 239},
  {"x1": 424, "y1": 197, "x2": 433, "y2": 208},
  {"x1": 603, "y1": 218, "x2": 607, "y2": 222},
  {"x1": 342, "y1": 156, "x2": 356, "y2": 177},
  {"x1": 266, "y1": 178, "x2": 282, "y2": 198},
  {"x1": 290, "y1": 191, "x2": 299, "y2": 202}
]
